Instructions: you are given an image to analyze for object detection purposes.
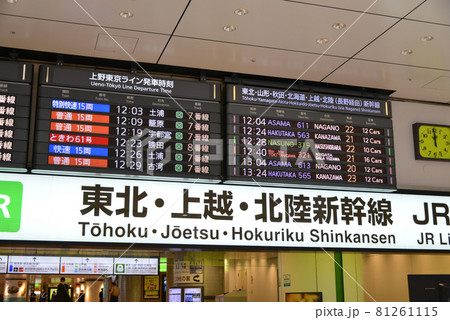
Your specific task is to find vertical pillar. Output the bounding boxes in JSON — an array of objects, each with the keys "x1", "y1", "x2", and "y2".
[
  {"x1": 334, "y1": 252, "x2": 345, "y2": 302},
  {"x1": 104, "y1": 278, "x2": 111, "y2": 302},
  {"x1": 117, "y1": 276, "x2": 142, "y2": 302}
]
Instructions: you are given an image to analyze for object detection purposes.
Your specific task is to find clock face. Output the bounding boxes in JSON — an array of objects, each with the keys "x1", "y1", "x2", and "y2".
[{"x1": 416, "y1": 124, "x2": 450, "y2": 160}]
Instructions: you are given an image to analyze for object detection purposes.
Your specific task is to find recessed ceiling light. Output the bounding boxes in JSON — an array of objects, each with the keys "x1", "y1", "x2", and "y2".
[
  {"x1": 119, "y1": 11, "x2": 133, "y2": 18},
  {"x1": 223, "y1": 25, "x2": 236, "y2": 32},
  {"x1": 316, "y1": 38, "x2": 329, "y2": 44},
  {"x1": 234, "y1": 8, "x2": 248, "y2": 16},
  {"x1": 421, "y1": 35, "x2": 434, "y2": 42},
  {"x1": 7, "y1": 0, "x2": 20, "y2": 3},
  {"x1": 332, "y1": 23, "x2": 346, "y2": 30},
  {"x1": 401, "y1": 49, "x2": 413, "y2": 55}
]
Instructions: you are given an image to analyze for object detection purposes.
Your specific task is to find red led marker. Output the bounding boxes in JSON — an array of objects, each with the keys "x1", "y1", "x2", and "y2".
[
  {"x1": 51, "y1": 111, "x2": 110, "y2": 123},
  {"x1": 48, "y1": 156, "x2": 108, "y2": 168},
  {"x1": 49, "y1": 133, "x2": 108, "y2": 145},
  {"x1": 50, "y1": 122, "x2": 109, "y2": 134}
]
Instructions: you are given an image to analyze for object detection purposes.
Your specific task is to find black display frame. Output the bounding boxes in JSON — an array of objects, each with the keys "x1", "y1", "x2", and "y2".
[
  {"x1": 412, "y1": 123, "x2": 450, "y2": 162},
  {"x1": 0, "y1": 60, "x2": 34, "y2": 172},
  {"x1": 31, "y1": 65, "x2": 223, "y2": 182},
  {"x1": 225, "y1": 84, "x2": 397, "y2": 192}
]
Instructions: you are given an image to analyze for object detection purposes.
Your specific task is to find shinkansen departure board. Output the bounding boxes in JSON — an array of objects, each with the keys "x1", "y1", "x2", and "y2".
[
  {"x1": 33, "y1": 66, "x2": 222, "y2": 181},
  {"x1": 0, "y1": 60, "x2": 33, "y2": 172},
  {"x1": 226, "y1": 84, "x2": 396, "y2": 190}
]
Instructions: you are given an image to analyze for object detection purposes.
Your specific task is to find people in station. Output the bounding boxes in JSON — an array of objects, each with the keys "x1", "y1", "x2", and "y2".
[
  {"x1": 56, "y1": 277, "x2": 71, "y2": 302},
  {"x1": 109, "y1": 281, "x2": 120, "y2": 302},
  {"x1": 39, "y1": 288, "x2": 48, "y2": 302},
  {"x1": 30, "y1": 290, "x2": 36, "y2": 302},
  {"x1": 99, "y1": 288, "x2": 104, "y2": 302},
  {"x1": 78, "y1": 290, "x2": 85, "y2": 302}
]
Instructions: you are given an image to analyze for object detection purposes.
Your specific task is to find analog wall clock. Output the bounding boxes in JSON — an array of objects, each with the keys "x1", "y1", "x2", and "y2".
[{"x1": 413, "y1": 123, "x2": 450, "y2": 161}]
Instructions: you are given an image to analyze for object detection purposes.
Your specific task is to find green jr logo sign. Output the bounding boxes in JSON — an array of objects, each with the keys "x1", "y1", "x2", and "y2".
[{"x1": 0, "y1": 181, "x2": 23, "y2": 232}]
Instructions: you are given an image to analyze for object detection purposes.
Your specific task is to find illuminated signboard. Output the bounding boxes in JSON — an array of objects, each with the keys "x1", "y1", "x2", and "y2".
[
  {"x1": 0, "y1": 255, "x2": 7, "y2": 273},
  {"x1": 60, "y1": 256, "x2": 114, "y2": 275},
  {"x1": 143, "y1": 275, "x2": 160, "y2": 299},
  {"x1": 160, "y1": 257, "x2": 167, "y2": 272},
  {"x1": 0, "y1": 61, "x2": 33, "y2": 172},
  {"x1": 8, "y1": 256, "x2": 60, "y2": 274},
  {"x1": 33, "y1": 66, "x2": 222, "y2": 182},
  {"x1": 184, "y1": 287, "x2": 203, "y2": 302},
  {"x1": 113, "y1": 257, "x2": 159, "y2": 275},
  {"x1": 226, "y1": 84, "x2": 396, "y2": 190},
  {"x1": 1, "y1": 173, "x2": 449, "y2": 251},
  {"x1": 169, "y1": 287, "x2": 182, "y2": 302}
]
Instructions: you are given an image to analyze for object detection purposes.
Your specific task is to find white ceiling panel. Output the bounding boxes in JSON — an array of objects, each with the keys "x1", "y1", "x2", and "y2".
[
  {"x1": 175, "y1": 0, "x2": 398, "y2": 58},
  {"x1": 0, "y1": 15, "x2": 168, "y2": 63},
  {"x1": 355, "y1": 19, "x2": 450, "y2": 70},
  {"x1": 159, "y1": 36, "x2": 347, "y2": 81},
  {"x1": 287, "y1": 0, "x2": 425, "y2": 17},
  {"x1": 0, "y1": 0, "x2": 448, "y2": 105},
  {"x1": 95, "y1": 34, "x2": 138, "y2": 54},
  {"x1": 405, "y1": 0, "x2": 450, "y2": 25},
  {"x1": 0, "y1": 0, "x2": 189, "y2": 34},
  {"x1": 422, "y1": 76, "x2": 450, "y2": 91},
  {"x1": 317, "y1": 13, "x2": 399, "y2": 58},
  {"x1": 324, "y1": 59, "x2": 450, "y2": 103}
]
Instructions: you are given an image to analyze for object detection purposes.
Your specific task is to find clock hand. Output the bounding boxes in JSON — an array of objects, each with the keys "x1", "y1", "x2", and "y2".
[{"x1": 432, "y1": 128, "x2": 438, "y2": 147}]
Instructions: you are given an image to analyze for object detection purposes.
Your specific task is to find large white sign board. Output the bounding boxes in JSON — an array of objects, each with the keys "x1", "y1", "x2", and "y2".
[
  {"x1": 8, "y1": 256, "x2": 60, "y2": 274},
  {"x1": 0, "y1": 173, "x2": 449, "y2": 251},
  {"x1": 60, "y1": 257, "x2": 114, "y2": 275},
  {"x1": 113, "y1": 257, "x2": 158, "y2": 275}
]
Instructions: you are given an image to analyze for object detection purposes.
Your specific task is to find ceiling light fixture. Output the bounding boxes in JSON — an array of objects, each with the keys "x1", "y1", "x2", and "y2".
[
  {"x1": 234, "y1": 8, "x2": 248, "y2": 16},
  {"x1": 401, "y1": 49, "x2": 413, "y2": 55},
  {"x1": 421, "y1": 35, "x2": 434, "y2": 42},
  {"x1": 332, "y1": 23, "x2": 346, "y2": 30},
  {"x1": 316, "y1": 38, "x2": 329, "y2": 44},
  {"x1": 223, "y1": 25, "x2": 236, "y2": 32},
  {"x1": 119, "y1": 11, "x2": 133, "y2": 18},
  {"x1": 7, "y1": 0, "x2": 20, "y2": 3}
]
